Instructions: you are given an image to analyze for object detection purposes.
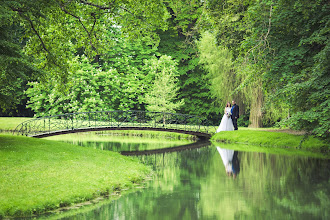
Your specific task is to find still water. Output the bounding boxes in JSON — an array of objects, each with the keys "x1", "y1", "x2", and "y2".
[{"x1": 46, "y1": 133, "x2": 329, "y2": 220}]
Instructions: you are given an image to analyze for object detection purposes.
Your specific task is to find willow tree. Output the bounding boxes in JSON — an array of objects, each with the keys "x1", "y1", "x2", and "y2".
[
  {"x1": 199, "y1": 0, "x2": 273, "y2": 128},
  {"x1": 197, "y1": 31, "x2": 238, "y2": 108}
]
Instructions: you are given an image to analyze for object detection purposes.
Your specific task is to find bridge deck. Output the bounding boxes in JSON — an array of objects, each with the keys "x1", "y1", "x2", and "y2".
[{"x1": 29, "y1": 126, "x2": 212, "y2": 139}]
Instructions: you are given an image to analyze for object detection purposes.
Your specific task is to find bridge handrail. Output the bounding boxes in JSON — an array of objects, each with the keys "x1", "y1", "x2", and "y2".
[{"x1": 14, "y1": 110, "x2": 216, "y2": 137}]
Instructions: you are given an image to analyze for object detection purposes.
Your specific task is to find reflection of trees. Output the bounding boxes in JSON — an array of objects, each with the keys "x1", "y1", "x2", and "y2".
[
  {"x1": 56, "y1": 143, "x2": 329, "y2": 219},
  {"x1": 107, "y1": 147, "x2": 215, "y2": 219},
  {"x1": 63, "y1": 140, "x2": 180, "y2": 152},
  {"x1": 199, "y1": 147, "x2": 330, "y2": 219}
]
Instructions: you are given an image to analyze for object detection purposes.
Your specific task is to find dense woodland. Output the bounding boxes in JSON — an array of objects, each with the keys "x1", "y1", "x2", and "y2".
[{"x1": 0, "y1": 0, "x2": 329, "y2": 141}]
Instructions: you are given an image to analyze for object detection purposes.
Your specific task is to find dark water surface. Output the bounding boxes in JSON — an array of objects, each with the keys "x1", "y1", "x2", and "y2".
[{"x1": 47, "y1": 135, "x2": 329, "y2": 220}]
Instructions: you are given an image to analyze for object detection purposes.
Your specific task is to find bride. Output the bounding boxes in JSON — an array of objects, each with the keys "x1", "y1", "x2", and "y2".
[{"x1": 216, "y1": 102, "x2": 234, "y2": 133}]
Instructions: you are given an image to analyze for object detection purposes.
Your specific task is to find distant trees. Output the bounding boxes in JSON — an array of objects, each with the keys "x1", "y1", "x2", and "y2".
[{"x1": 1, "y1": 0, "x2": 328, "y2": 141}]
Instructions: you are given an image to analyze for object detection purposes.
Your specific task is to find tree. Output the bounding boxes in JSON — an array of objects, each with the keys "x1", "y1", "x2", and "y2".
[
  {"x1": 201, "y1": 0, "x2": 329, "y2": 139},
  {"x1": 197, "y1": 31, "x2": 236, "y2": 106},
  {"x1": 0, "y1": 23, "x2": 41, "y2": 115},
  {"x1": 143, "y1": 55, "x2": 184, "y2": 123},
  {"x1": 156, "y1": 0, "x2": 220, "y2": 123},
  {"x1": 1, "y1": 0, "x2": 170, "y2": 80}
]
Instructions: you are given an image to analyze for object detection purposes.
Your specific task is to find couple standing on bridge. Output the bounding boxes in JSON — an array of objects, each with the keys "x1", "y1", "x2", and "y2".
[{"x1": 216, "y1": 100, "x2": 239, "y2": 133}]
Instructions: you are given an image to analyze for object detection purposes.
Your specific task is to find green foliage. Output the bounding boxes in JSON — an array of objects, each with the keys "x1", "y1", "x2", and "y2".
[
  {"x1": 0, "y1": 24, "x2": 41, "y2": 113},
  {"x1": 262, "y1": 0, "x2": 330, "y2": 140},
  {"x1": 197, "y1": 31, "x2": 235, "y2": 105},
  {"x1": 202, "y1": 0, "x2": 329, "y2": 139},
  {"x1": 1, "y1": 0, "x2": 170, "y2": 80},
  {"x1": 101, "y1": 27, "x2": 158, "y2": 111},
  {"x1": 25, "y1": 25, "x2": 162, "y2": 116},
  {"x1": 156, "y1": 5, "x2": 218, "y2": 121},
  {"x1": 143, "y1": 55, "x2": 184, "y2": 113},
  {"x1": 26, "y1": 56, "x2": 116, "y2": 116},
  {"x1": 2, "y1": 0, "x2": 329, "y2": 141}
]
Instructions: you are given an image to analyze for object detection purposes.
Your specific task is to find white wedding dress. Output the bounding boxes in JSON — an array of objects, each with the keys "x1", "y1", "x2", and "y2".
[
  {"x1": 216, "y1": 146, "x2": 234, "y2": 173},
  {"x1": 216, "y1": 107, "x2": 234, "y2": 133}
]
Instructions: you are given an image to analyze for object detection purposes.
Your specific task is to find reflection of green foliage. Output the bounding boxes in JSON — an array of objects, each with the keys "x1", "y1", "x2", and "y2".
[
  {"x1": 46, "y1": 132, "x2": 193, "y2": 152},
  {"x1": 94, "y1": 144, "x2": 328, "y2": 219},
  {"x1": 198, "y1": 145, "x2": 330, "y2": 219},
  {"x1": 46, "y1": 138, "x2": 329, "y2": 219}
]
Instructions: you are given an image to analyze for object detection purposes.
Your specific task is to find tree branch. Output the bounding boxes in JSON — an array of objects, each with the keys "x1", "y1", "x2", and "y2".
[
  {"x1": 79, "y1": 0, "x2": 113, "y2": 10},
  {"x1": 59, "y1": 3, "x2": 97, "y2": 51},
  {"x1": 244, "y1": 5, "x2": 273, "y2": 64},
  {"x1": 16, "y1": 11, "x2": 49, "y2": 53}
]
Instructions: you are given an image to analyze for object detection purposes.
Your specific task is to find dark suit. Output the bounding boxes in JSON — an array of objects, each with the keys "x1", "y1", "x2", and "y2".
[
  {"x1": 231, "y1": 104, "x2": 239, "y2": 130},
  {"x1": 232, "y1": 151, "x2": 240, "y2": 175}
]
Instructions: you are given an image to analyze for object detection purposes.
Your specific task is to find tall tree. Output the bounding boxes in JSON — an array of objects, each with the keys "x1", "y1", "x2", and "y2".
[
  {"x1": 157, "y1": 0, "x2": 220, "y2": 122},
  {"x1": 143, "y1": 55, "x2": 184, "y2": 115},
  {"x1": 202, "y1": 0, "x2": 329, "y2": 139},
  {"x1": 1, "y1": 0, "x2": 170, "y2": 80}
]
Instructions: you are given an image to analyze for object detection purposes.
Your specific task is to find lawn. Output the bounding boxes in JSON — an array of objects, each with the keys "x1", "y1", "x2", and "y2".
[
  {"x1": 0, "y1": 134, "x2": 151, "y2": 217},
  {"x1": 0, "y1": 117, "x2": 32, "y2": 131},
  {"x1": 212, "y1": 130, "x2": 329, "y2": 152}
]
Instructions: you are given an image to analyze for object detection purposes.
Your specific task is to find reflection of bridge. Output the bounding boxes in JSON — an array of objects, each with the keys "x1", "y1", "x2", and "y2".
[
  {"x1": 121, "y1": 141, "x2": 211, "y2": 156},
  {"x1": 14, "y1": 110, "x2": 215, "y2": 139}
]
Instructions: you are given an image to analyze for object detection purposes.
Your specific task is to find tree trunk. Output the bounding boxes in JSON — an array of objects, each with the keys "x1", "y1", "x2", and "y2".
[{"x1": 249, "y1": 80, "x2": 263, "y2": 128}]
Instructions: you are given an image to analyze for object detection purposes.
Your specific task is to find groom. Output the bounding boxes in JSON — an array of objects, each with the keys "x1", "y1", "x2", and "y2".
[{"x1": 231, "y1": 100, "x2": 239, "y2": 130}]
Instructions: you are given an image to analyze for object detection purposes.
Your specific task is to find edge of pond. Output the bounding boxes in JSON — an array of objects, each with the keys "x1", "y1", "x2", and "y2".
[{"x1": 211, "y1": 130, "x2": 329, "y2": 159}]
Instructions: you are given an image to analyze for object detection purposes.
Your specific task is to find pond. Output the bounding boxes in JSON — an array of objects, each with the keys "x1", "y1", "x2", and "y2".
[{"x1": 45, "y1": 132, "x2": 329, "y2": 220}]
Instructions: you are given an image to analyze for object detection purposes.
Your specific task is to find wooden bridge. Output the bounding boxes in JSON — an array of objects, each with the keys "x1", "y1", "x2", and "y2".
[{"x1": 14, "y1": 110, "x2": 215, "y2": 139}]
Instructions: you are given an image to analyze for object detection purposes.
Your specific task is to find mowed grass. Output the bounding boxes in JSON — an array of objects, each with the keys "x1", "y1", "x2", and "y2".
[
  {"x1": 0, "y1": 117, "x2": 32, "y2": 131},
  {"x1": 0, "y1": 135, "x2": 151, "y2": 217},
  {"x1": 212, "y1": 130, "x2": 329, "y2": 152}
]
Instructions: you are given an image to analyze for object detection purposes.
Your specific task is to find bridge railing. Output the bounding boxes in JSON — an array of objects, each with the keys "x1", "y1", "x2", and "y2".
[{"x1": 14, "y1": 110, "x2": 216, "y2": 137}]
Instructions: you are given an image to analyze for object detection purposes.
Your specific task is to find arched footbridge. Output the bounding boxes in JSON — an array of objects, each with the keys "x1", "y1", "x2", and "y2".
[{"x1": 14, "y1": 111, "x2": 216, "y2": 139}]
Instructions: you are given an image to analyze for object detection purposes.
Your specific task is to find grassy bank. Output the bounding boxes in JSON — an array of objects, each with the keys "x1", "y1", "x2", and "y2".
[
  {"x1": 0, "y1": 135, "x2": 151, "y2": 218},
  {"x1": 0, "y1": 117, "x2": 32, "y2": 132},
  {"x1": 212, "y1": 130, "x2": 329, "y2": 152}
]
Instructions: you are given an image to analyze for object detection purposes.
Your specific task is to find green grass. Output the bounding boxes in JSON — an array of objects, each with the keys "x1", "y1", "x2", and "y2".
[
  {"x1": 0, "y1": 117, "x2": 32, "y2": 131},
  {"x1": 0, "y1": 135, "x2": 151, "y2": 218},
  {"x1": 211, "y1": 130, "x2": 329, "y2": 152}
]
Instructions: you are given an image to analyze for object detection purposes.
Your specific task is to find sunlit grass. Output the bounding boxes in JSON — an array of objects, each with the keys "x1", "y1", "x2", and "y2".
[
  {"x1": 0, "y1": 135, "x2": 151, "y2": 217},
  {"x1": 0, "y1": 117, "x2": 32, "y2": 131},
  {"x1": 212, "y1": 130, "x2": 328, "y2": 152}
]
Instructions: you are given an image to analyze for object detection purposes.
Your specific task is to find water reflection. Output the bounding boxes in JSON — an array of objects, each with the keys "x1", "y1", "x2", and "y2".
[
  {"x1": 216, "y1": 147, "x2": 240, "y2": 178},
  {"x1": 43, "y1": 137, "x2": 329, "y2": 220},
  {"x1": 121, "y1": 141, "x2": 211, "y2": 155}
]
